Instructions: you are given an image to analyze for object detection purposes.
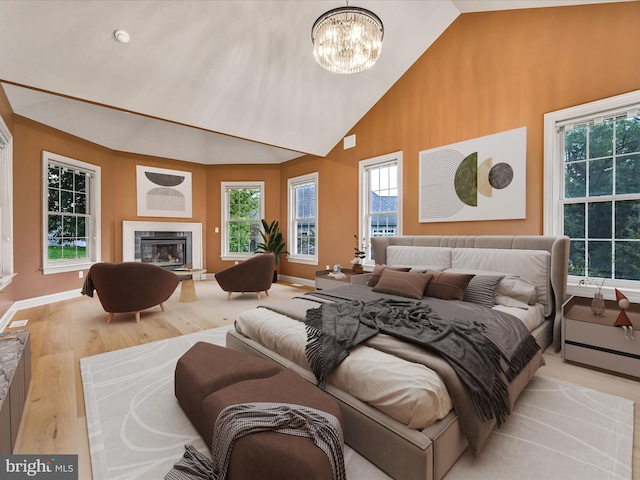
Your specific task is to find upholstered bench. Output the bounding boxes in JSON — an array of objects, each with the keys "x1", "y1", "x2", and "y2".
[{"x1": 174, "y1": 342, "x2": 344, "y2": 480}]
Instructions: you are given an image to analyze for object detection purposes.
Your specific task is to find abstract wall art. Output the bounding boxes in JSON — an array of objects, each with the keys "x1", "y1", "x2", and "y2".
[
  {"x1": 136, "y1": 165, "x2": 192, "y2": 218},
  {"x1": 419, "y1": 127, "x2": 527, "y2": 223}
]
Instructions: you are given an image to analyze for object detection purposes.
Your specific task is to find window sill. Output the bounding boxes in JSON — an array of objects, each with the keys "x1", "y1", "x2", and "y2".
[
  {"x1": 221, "y1": 254, "x2": 255, "y2": 262},
  {"x1": 0, "y1": 273, "x2": 16, "y2": 291},
  {"x1": 288, "y1": 256, "x2": 318, "y2": 266},
  {"x1": 42, "y1": 261, "x2": 96, "y2": 275},
  {"x1": 566, "y1": 283, "x2": 640, "y2": 304}
]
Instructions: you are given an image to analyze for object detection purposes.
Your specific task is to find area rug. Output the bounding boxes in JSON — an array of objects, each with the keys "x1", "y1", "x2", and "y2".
[{"x1": 81, "y1": 326, "x2": 634, "y2": 480}]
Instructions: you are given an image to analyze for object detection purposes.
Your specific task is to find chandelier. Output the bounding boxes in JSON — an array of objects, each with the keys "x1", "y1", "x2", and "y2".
[{"x1": 311, "y1": 5, "x2": 384, "y2": 74}]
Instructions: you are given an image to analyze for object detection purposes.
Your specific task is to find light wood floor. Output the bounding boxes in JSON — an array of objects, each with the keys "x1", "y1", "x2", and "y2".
[{"x1": 4, "y1": 279, "x2": 639, "y2": 479}]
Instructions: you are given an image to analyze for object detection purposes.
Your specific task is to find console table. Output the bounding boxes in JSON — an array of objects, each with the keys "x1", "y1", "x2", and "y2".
[
  {"x1": 562, "y1": 295, "x2": 639, "y2": 378},
  {"x1": 0, "y1": 329, "x2": 31, "y2": 453}
]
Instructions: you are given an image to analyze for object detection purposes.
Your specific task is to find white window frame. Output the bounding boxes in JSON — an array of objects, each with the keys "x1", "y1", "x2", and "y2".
[
  {"x1": 42, "y1": 152, "x2": 101, "y2": 275},
  {"x1": 0, "y1": 114, "x2": 14, "y2": 290},
  {"x1": 288, "y1": 172, "x2": 318, "y2": 265},
  {"x1": 544, "y1": 88, "x2": 640, "y2": 301},
  {"x1": 221, "y1": 181, "x2": 264, "y2": 261},
  {"x1": 358, "y1": 151, "x2": 403, "y2": 268}
]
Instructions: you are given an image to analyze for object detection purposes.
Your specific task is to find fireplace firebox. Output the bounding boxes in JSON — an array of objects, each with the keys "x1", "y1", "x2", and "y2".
[
  {"x1": 134, "y1": 231, "x2": 192, "y2": 270},
  {"x1": 140, "y1": 236, "x2": 186, "y2": 268}
]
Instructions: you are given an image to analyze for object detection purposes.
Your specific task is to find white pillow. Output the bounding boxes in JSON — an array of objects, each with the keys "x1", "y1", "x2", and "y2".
[
  {"x1": 444, "y1": 268, "x2": 538, "y2": 310},
  {"x1": 450, "y1": 248, "x2": 551, "y2": 316},
  {"x1": 495, "y1": 277, "x2": 538, "y2": 309}
]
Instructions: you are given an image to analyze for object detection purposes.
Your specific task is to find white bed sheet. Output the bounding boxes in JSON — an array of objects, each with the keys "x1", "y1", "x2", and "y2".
[
  {"x1": 234, "y1": 301, "x2": 545, "y2": 430},
  {"x1": 492, "y1": 302, "x2": 545, "y2": 333},
  {"x1": 235, "y1": 308, "x2": 453, "y2": 429}
]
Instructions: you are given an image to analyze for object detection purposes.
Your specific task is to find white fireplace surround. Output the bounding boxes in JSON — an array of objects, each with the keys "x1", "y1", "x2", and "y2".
[{"x1": 122, "y1": 221, "x2": 203, "y2": 269}]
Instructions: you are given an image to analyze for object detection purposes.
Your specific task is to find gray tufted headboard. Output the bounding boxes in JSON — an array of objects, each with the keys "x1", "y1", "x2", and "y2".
[{"x1": 370, "y1": 235, "x2": 570, "y2": 350}]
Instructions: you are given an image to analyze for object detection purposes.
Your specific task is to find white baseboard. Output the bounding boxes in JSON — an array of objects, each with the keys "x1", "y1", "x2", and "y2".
[{"x1": 0, "y1": 289, "x2": 83, "y2": 332}]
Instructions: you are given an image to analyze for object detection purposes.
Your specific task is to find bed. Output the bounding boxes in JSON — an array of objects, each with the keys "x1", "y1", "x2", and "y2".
[{"x1": 226, "y1": 235, "x2": 570, "y2": 480}]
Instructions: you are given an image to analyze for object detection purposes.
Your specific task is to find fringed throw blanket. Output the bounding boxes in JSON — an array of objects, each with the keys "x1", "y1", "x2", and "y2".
[
  {"x1": 165, "y1": 402, "x2": 345, "y2": 480},
  {"x1": 80, "y1": 271, "x2": 95, "y2": 297},
  {"x1": 305, "y1": 298, "x2": 539, "y2": 427}
]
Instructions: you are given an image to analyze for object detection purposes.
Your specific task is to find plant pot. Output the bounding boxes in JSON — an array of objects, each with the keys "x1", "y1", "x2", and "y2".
[
  {"x1": 591, "y1": 292, "x2": 605, "y2": 316},
  {"x1": 273, "y1": 270, "x2": 278, "y2": 283},
  {"x1": 352, "y1": 263, "x2": 363, "y2": 274}
]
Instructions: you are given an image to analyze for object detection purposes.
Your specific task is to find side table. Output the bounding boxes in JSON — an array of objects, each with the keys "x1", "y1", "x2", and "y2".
[
  {"x1": 173, "y1": 269, "x2": 207, "y2": 302},
  {"x1": 562, "y1": 295, "x2": 639, "y2": 378},
  {"x1": 315, "y1": 269, "x2": 369, "y2": 290}
]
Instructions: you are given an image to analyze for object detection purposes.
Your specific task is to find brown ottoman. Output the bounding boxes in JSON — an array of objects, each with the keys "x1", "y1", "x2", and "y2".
[
  {"x1": 175, "y1": 342, "x2": 344, "y2": 480},
  {"x1": 174, "y1": 342, "x2": 282, "y2": 433}
]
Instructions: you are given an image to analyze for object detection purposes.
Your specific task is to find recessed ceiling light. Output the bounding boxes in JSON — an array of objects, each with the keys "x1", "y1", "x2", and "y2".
[{"x1": 113, "y1": 30, "x2": 130, "y2": 43}]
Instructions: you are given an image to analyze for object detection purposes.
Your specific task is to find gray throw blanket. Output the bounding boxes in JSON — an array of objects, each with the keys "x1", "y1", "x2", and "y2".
[
  {"x1": 165, "y1": 402, "x2": 345, "y2": 480},
  {"x1": 80, "y1": 271, "x2": 95, "y2": 297},
  {"x1": 305, "y1": 298, "x2": 539, "y2": 426}
]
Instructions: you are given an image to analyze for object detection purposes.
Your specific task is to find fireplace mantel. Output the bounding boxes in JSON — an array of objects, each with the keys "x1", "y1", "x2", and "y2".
[{"x1": 122, "y1": 221, "x2": 203, "y2": 269}]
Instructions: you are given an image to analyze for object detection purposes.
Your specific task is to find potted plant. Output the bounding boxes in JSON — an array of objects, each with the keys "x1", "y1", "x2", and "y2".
[
  {"x1": 351, "y1": 235, "x2": 367, "y2": 274},
  {"x1": 254, "y1": 219, "x2": 289, "y2": 282}
]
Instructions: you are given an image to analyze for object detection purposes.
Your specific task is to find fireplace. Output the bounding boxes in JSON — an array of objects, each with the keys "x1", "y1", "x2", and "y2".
[
  {"x1": 134, "y1": 231, "x2": 192, "y2": 270},
  {"x1": 139, "y1": 235, "x2": 189, "y2": 270},
  {"x1": 123, "y1": 221, "x2": 203, "y2": 271}
]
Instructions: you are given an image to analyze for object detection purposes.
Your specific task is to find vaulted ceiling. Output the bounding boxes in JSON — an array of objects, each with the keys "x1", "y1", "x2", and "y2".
[{"x1": 0, "y1": 0, "x2": 631, "y2": 164}]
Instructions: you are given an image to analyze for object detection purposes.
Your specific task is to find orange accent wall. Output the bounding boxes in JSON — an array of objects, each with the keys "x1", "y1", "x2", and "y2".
[
  {"x1": 278, "y1": 2, "x2": 640, "y2": 280},
  {"x1": 12, "y1": 117, "x2": 113, "y2": 301},
  {"x1": 205, "y1": 164, "x2": 281, "y2": 273},
  {"x1": 6, "y1": 113, "x2": 283, "y2": 308},
  {"x1": 106, "y1": 151, "x2": 208, "y2": 263},
  {"x1": 3, "y1": 2, "x2": 640, "y2": 312}
]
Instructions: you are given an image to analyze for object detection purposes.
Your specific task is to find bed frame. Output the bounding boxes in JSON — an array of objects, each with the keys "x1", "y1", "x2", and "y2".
[{"x1": 226, "y1": 235, "x2": 569, "y2": 480}]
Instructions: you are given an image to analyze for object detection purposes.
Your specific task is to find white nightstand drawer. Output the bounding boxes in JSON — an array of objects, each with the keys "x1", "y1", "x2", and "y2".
[
  {"x1": 564, "y1": 343, "x2": 640, "y2": 378},
  {"x1": 565, "y1": 318, "x2": 639, "y2": 357}
]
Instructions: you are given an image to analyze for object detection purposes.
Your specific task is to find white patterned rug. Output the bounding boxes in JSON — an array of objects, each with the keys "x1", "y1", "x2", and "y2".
[{"x1": 81, "y1": 326, "x2": 634, "y2": 480}]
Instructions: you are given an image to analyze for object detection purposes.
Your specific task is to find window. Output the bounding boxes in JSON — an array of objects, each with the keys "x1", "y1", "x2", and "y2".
[
  {"x1": 221, "y1": 182, "x2": 264, "y2": 260},
  {"x1": 0, "y1": 115, "x2": 14, "y2": 290},
  {"x1": 42, "y1": 152, "x2": 101, "y2": 275},
  {"x1": 544, "y1": 90, "x2": 640, "y2": 297},
  {"x1": 359, "y1": 151, "x2": 402, "y2": 265},
  {"x1": 288, "y1": 173, "x2": 318, "y2": 265}
]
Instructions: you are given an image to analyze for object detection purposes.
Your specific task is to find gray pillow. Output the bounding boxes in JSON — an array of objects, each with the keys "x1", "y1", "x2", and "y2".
[
  {"x1": 463, "y1": 275, "x2": 505, "y2": 308},
  {"x1": 366, "y1": 265, "x2": 411, "y2": 287},
  {"x1": 424, "y1": 270, "x2": 474, "y2": 301}
]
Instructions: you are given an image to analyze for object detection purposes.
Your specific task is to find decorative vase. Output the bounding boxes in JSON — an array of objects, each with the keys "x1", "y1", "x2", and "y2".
[
  {"x1": 591, "y1": 292, "x2": 605, "y2": 316},
  {"x1": 352, "y1": 263, "x2": 363, "y2": 274}
]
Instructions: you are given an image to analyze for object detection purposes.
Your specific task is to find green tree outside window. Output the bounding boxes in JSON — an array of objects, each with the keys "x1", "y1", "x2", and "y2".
[
  {"x1": 227, "y1": 187, "x2": 261, "y2": 254},
  {"x1": 563, "y1": 115, "x2": 640, "y2": 281}
]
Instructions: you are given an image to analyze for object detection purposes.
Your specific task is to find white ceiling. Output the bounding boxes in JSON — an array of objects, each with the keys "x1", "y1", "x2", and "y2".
[{"x1": 0, "y1": 0, "x2": 632, "y2": 165}]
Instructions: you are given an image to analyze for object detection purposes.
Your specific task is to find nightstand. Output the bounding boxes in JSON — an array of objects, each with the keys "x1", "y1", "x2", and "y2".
[
  {"x1": 315, "y1": 269, "x2": 370, "y2": 290},
  {"x1": 562, "y1": 295, "x2": 639, "y2": 378}
]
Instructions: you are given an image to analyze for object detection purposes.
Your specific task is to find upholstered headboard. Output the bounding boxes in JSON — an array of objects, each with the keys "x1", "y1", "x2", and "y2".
[{"x1": 370, "y1": 235, "x2": 570, "y2": 350}]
